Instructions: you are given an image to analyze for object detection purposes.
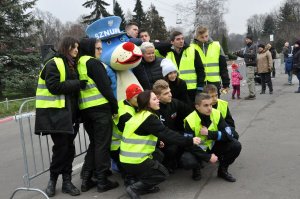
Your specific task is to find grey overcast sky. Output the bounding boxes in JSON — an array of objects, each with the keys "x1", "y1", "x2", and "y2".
[{"x1": 36, "y1": 0, "x2": 284, "y2": 34}]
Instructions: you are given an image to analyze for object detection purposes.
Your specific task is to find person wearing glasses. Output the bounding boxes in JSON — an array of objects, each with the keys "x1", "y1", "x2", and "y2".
[
  {"x1": 77, "y1": 38, "x2": 119, "y2": 193},
  {"x1": 190, "y1": 26, "x2": 230, "y2": 97}
]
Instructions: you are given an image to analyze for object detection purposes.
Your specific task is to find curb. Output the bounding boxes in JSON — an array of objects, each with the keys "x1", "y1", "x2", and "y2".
[{"x1": 0, "y1": 116, "x2": 14, "y2": 124}]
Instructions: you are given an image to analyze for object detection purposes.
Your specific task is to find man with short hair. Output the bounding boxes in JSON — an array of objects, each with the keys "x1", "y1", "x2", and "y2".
[
  {"x1": 191, "y1": 26, "x2": 230, "y2": 97},
  {"x1": 139, "y1": 29, "x2": 151, "y2": 42},
  {"x1": 152, "y1": 79, "x2": 193, "y2": 173},
  {"x1": 155, "y1": 31, "x2": 204, "y2": 103},
  {"x1": 234, "y1": 34, "x2": 257, "y2": 99},
  {"x1": 125, "y1": 22, "x2": 139, "y2": 38},
  {"x1": 181, "y1": 93, "x2": 241, "y2": 182}
]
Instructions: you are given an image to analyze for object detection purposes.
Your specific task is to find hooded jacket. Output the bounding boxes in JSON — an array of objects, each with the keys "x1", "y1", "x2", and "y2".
[
  {"x1": 257, "y1": 48, "x2": 273, "y2": 74},
  {"x1": 78, "y1": 38, "x2": 118, "y2": 114}
]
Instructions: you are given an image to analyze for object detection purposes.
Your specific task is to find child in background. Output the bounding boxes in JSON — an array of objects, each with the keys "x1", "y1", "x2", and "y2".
[{"x1": 231, "y1": 63, "x2": 243, "y2": 99}]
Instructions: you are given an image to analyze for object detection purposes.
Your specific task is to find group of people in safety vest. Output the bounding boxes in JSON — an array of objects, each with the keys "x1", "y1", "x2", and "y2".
[{"x1": 34, "y1": 25, "x2": 241, "y2": 199}]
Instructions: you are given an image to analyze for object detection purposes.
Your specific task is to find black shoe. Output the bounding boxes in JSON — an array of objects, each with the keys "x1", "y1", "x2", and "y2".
[
  {"x1": 269, "y1": 91, "x2": 273, "y2": 94},
  {"x1": 192, "y1": 167, "x2": 201, "y2": 181},
  {"x1": 244, "y1": 95, "x2": 256, "y2": 100},
  {"x1": 295, "y1": 90, "x2": 300, "y2": 93},
  {"x1": 45, "y1": 180, "x2": 56, "y2": 197},
  {"x1": 217, "y1": 167, "x2": 236, "y2": 182},
  {"x1": 260, "y1": 91, "x2": 265, "y2": 94},
  {"x1": 62, "y1": 181, "x2": 81, "y2": 196},
  {"x1": 97, "y1": 179, "x2": 119, "y2": 192},
  {"x1": 126, "y1": 186, "x2": 141, "y2": 199},
  {"x1": 232, "y1": 96, "x2": 235, "y2": 99},
  {"x1": 81, "y1": 178, "x2": 97, "y2": 192},
  {"x1": 81, "y1": 170, "x2": 96, "y2": 192}
]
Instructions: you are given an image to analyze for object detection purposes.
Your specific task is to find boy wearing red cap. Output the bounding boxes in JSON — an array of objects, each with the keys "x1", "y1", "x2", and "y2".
[
  {"x1": 110, "y1": 84, "x2": 142, "y2": 185},
  {"x1": 231, "y1": 63, "x2": 243, "y2": 99}
]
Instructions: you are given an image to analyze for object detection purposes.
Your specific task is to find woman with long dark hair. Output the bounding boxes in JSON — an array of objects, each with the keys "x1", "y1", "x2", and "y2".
[
  {"x1": 120, "y1": 90, "x2": 200, "y2": 199},
  {"x1": 35, "y1": 36, "x2": 86, "y2": 197}
]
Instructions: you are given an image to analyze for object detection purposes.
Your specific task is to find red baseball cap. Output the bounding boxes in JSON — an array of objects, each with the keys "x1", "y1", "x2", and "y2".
[{"x1": 126, "y1": 84, "x2": 142, "y2": 100}]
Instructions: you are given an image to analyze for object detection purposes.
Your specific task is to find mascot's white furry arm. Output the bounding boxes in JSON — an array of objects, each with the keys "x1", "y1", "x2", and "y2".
[{"x1": 86, "y1": 16, "x2": 143, "y2": 100}]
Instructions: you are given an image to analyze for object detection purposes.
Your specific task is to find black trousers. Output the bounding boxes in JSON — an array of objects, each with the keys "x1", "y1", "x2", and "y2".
[
  {"x1": 160, "y1": 144, "x2": 180, "y2": 169},
  {"x1": 50, "y1": 132, "x2": 77, "y2": 175},
  {"x1": 181, "y1": 139, "x2": 241, "y2": 169},
  {"x1": 122, "y1": 157, "x2": 169, "y2": 188},
  {"x1": 260, "y1": 72, "x2": 273, "y2": 92},
  {"x1": 82, "y1": 109, "x2": 112, "y2": 174}
]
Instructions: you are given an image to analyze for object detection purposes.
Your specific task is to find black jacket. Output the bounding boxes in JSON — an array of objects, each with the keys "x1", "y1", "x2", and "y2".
[
  {"x1": 134, "y1": 113, "x2": 193, "y2": 147},
  {"x1": 155, "y1": 43, "x2": 205, "y2": 88},
  {"x1": 35, "y1": 54, "x2": 81, "y2": 135},
  {"x1": 167, "y1": 78, "x2": 191, "y2": 105},
  {"x1": 184, "y1": 110, "x2": 234, "y2": 162},
  {"x1": 293, "y1": 47, "x2": 300, "y2": 71},
  {"x1": 79, "y1": 38, "x2": 118, "y2": 114},
  {"x1": 158, "y1": 98, "x2": 193, "y2": 133},
  {"x1": 132, "y1": 57, "x2": 164, "y2": 90}
]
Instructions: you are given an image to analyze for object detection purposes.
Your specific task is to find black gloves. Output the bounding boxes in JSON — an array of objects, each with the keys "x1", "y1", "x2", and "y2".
[{"x1": 80, "y1": 80, "x2": 88, "y2": 89}]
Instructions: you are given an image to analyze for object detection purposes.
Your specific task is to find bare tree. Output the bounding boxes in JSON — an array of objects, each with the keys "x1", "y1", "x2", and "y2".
[{"x1": 34, "y1": 9, "x2": 64, "y2": 48}]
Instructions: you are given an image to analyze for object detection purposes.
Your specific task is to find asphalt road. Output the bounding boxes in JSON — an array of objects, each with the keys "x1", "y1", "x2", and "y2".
[{"x1": 2, "y1": 71, "x2": 300, "y2": 199}]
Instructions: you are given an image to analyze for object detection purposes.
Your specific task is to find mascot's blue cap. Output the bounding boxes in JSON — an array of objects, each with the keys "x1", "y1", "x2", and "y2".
[{"x1": 86, "y1": 16, "x2": 126, "y2": 40}]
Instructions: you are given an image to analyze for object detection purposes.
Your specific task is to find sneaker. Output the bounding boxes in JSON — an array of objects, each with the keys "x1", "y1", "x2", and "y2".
[
  {"x1": 244, "y1": 95, "x2": 256, "y2": 100},
  {"x1": 237, "y1": 96, "x2": 241, "y2": 99}
]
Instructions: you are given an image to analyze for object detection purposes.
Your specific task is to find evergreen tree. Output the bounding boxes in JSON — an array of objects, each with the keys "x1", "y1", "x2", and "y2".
[
  {"x1": 144, "y1": 4, "x2": 168, "y2": 41},
  {"x1": 263, "y1": 15, "x2": 276, "y2": 36},
  {"x1": 0, "y1": 0, "x2": 41, "y2": 98},
  {"x1": 113, "y1": 1, "x2": 126, "y2": 31},
  {"x1": 133, "y1": 0, "x2": 146, "y2": 28},
  {"x1": 82, "y1": 0, "x2": 111, "y2": 24},
  {"x1": 221, "y1": 34, "x2": 229, "y2": 55}
]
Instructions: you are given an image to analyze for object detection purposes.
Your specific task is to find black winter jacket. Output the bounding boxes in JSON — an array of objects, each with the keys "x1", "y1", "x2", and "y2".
[
  {"x1": 132, "y1": 57, "x2": 164, "y2": 90},
  {"x1": 35, "y1": 54, "x2": 81, "y2": 135},
  {"x1": 158, "y1": 98, "x2": 193, "y2": 134},
  {"x1": 167, "y1": 78, "x2": 191, "y2": 105},
  {"x1": 184, "y1": 110, "x2": 234, "y2": 162}
]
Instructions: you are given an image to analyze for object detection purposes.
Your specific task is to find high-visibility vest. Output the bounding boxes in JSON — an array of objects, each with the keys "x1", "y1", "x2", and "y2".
[
  {"x1": 166, "y1": 46, "x2": 197, "y2": 90},
  {"x1": 77, "y1": 55, "x2": 108, "y2": 110},
  {"x1": 120, "y1": 111, "x2": 158, "y2": 164},
  {"x1": 36, "y1": 57, "x2": 66, "y2": 108},
  {"x1": 184, "y1": 108, "x2": 221, "y2": 151},
  {"x1": 217, "y1": 99, "x2": 228, "y2": 119},
  {"x1": 191, "y1": 42, "x2": 221, "y2": 82},
  {"x1": 111, "y1": 100, "x2": 136, "y2": 151}
]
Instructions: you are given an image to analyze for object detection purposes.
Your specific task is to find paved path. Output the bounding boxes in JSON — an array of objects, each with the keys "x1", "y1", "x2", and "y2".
[{"x1": 5, "y1": 72, "x2": 300, "y2": 199}]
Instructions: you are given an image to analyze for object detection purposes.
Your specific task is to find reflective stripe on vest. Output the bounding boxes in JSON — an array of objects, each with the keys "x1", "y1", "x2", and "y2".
[
  {"x1": 192, "y1": 42, "x2": 221, "y2": 82},
  {"x1": 217, "y1": 99, "x2": 228, "y2": 119},
  {"x1": 111, "y1": 100, "x2": 136, "y2": 151},
  {"x1": 120, "y1": 111, "x2": 158, "y2": 164},
  {"x1": 36, "y1": 57, "x2": 66, "y2": 108},
  {"x1": 166, "y1": 46, "x2": 197, "y2": 90},
  {"x1": 77, "y1": 55, "x2": 108, "y2": 110},
  {"x1": 184, "y1": 108, "x2": 221, "y2": 151}
]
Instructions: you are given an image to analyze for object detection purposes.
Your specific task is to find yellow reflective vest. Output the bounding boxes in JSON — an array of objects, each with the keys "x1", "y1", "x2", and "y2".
[
  {"x1": 120, "y1": 111, "x2": 158, "y2": 164},
  {"x1": 111, "y1": 100, "x2": 136, "y2": 151},
  {"x1": 191, "y1": 42, "x2": 221, "y2": 83},
  {"x1": 217, "y1": 99, "x2": 228, "y2": 119},
  {"x1": 184, "y1": 108, "x2": 221, "y2": 151},
  {"x1": 166, "y1": 46, "x2": 197, "y2": 90},
  {"x1": 36, "y1": 57, "x2": 66, "y2": 108},
  {"x1": 77, "y1": 55, "x2": 108, "y2": 110}
]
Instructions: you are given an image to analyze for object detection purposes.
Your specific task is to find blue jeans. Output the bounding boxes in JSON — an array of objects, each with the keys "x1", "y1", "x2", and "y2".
[{"x1": 288, "y1": 71, "x2": 293, "y2": 84}]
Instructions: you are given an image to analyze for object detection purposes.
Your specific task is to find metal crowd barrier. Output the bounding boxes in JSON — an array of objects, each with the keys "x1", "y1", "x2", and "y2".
[{"x1": 10, "y1": 99, "x2": 89, "y2": 199}]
